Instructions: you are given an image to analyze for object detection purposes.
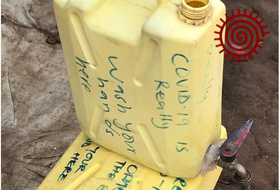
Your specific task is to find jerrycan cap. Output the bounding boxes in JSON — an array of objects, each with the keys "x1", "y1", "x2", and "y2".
[{"x1": 179, "y1": 0, "x2": 212, "y2": 25}]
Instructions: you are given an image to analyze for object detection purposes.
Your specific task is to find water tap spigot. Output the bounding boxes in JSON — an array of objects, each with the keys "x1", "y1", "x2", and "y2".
[
  {"x1": 216, "y1": 120, "x2": 253, "y2": 190},
  {"x1": 220, "y1": 120, "x2": 253, "y2": 162}
]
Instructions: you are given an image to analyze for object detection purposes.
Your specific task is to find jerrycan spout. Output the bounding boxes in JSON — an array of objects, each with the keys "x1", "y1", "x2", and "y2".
[{"x1": 179, "y1": 0, "x2": 212, "y2": 25}]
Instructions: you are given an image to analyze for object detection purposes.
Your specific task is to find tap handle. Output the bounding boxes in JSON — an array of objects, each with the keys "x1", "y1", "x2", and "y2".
[{"x1": 220, "y1": 119, "x2": 253, "y2": 162}]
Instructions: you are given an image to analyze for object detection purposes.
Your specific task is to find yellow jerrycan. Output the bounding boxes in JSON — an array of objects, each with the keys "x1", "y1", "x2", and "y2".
[
  {"x1": 51, "y1": 0, "x2": 225, "y2": 178},
  {"x1": 38, "y1": 0, "x2": 226, "y2": 188}
]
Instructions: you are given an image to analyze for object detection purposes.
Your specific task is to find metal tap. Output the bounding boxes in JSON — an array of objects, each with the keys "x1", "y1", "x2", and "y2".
[{"x1": 216, "y1": 120, "x2": 253, "y2": 190}]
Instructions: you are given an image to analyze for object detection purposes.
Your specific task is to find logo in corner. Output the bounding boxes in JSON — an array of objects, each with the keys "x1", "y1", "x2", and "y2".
[{"x1": 215, "y1": 9, "x2": 270, "y2": 62}]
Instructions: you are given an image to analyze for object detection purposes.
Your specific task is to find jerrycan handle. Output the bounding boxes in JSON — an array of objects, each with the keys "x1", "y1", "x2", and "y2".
[{"x1": 155, "y1": 0, "x2": 169, "y2": 5}]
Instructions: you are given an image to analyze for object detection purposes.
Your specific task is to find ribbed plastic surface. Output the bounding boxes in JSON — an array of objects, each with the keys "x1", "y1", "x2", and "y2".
[{"x1": 38, "y1": 126, "x2": 226, "y2": 190}]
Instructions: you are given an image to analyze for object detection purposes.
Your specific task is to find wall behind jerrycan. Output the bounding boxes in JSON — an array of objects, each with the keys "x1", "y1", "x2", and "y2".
[{"x1": 53, "y1": 0, "x2": 225, "y2": 178}]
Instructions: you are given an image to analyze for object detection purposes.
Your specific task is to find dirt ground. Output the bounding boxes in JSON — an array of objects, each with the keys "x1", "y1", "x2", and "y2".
[{"x1": 1, "y1": 0, "x2": 278, "y2": 189}]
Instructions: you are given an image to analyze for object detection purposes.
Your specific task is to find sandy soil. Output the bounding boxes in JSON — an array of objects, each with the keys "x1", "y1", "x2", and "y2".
[{"x1": 1, "y1": 0, "x2": 278, "y2": 189}]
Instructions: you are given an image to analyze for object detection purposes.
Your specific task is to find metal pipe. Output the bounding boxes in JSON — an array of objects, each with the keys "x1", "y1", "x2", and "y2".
[{"x1": 216, "y1": 157, "x2": 252, "y2": 190}]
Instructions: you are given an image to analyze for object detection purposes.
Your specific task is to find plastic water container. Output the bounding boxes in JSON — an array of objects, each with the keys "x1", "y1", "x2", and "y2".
[
  {"x1": 38, "y1": 129, "x2": 227, "y2": 190},
  {"x1": 54, "y1": 0, "x2": 225, "y2": 178}
]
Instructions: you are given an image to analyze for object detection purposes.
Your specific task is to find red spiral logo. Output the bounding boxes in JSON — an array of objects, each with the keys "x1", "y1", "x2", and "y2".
[{"x1": 215, "y1": 9, "x2": 270, "y2": 62}]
